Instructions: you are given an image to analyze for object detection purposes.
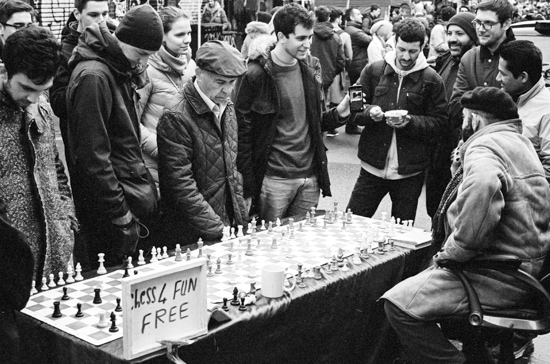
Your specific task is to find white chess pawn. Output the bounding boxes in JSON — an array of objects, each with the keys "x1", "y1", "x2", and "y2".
[
  {"x1": 150, "y1": 246, "x2": 158, "y2": 263},
  {"x1": 66, "y1": 264, "x2": 75, "y2": 283},
  {"x1": 30, "y1": 280, "x2": 37, "y2": 295},
  {"x1": 174, "y1": 244, "x2": 182, "y2": 261},
  {"x1": 57, "y1": 271, "x2": 66, "y2": 285},
  {"x1": 41, "y1": 276, "x2": 49, "y2": 291},
  {"x1": 137, "y1": 249, "x2": 146, "y2": 265},
  {"x1": 230, "y1": 227, "x2": 236, "y2": 239},
  {"x1": 97, "y1": 311, "x2": 110, "y2": 328},
  {"x1": 156, "y1": 247, "x2": 163, "y2": 260},
  {"x1": 342, "y1": 258, "x2": 350, "y2": 272},
  {"x1": 97, "y1": 253, "x2": 107, "y2": 275},
  {"x1": 127, "y1": 256, "x2": 134, "y2": 269},
  {"x1": 74, "y1": 263, "x2": 84, "y2": 281},
  {"x1": 48, "y1": 273, "x2": 56, "y2": 288},
  {"x1": 237, "y1": 225, "x2": 244, "y2": 238},
  {"x1": 162, "y1": 246, "x2": 169, "y2": 259}
]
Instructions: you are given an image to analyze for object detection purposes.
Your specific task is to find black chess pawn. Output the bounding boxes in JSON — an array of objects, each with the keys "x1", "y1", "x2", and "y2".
[
  {"x1": 61, "y1": 287, "x2": 70, "y2": 300},
  {"x1": 93, "y1": 288, "x2": 102, "y2": 304},
  {"x1": 52, "y1": 301, "x2": 62, "y2": 318},
  {"x1": 75, "y1": 303, "x2": 84, "y2": 317},
  {"x1": 109, "y1": 312, "x2": 119, "y2": 332},
  {"x1": 238, "y1": 296, "x2": 247, "y2": 311},
  {"x1": 122, "y1": 266, "x2": 130, "y2": 278},
  {"x1": 230, "y1": 287, "x2": 240, "y2": 306},
  {"x1": 222, "y1": 297, "x2": 229, "y2": 312},
  {"x1": 115, "y1": 298, "x2": 122, "y2": 312}
]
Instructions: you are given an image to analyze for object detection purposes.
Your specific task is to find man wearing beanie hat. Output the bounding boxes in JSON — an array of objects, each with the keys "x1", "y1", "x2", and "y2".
[
  {"x1": 382, "y1": 86, "x2": 550, "y2": 363},
  {"x1": 66, "y1": 4, "x2": 164, "y2": 269},
  {"x1": 157, "y1": 41, "x2": 248, "y2": 247},
  {"x1": 428, "y1": 6, "x2": 456, "y2": 59},
  {"x1": 425, "y1": 11, "x2": 478, "y2": 218}
]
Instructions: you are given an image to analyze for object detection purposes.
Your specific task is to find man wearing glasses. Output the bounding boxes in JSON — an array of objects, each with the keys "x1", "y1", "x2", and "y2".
[
  {"x1": 448, "y1": 0, "x2": 515, "y2": 131},
  {"x1": 0, "y1": 0, "x2": 34, "y2": 49}
]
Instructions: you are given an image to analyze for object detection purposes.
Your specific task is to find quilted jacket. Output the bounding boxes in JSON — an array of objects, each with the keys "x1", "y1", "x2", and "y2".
[{"x1": 158, "y1": 80, "x2": 247, "y2": 245}]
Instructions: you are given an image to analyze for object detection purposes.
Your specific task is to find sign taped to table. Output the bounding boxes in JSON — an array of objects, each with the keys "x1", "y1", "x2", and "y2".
[{"x1": 121, "y1": 257, "x2": 208, "y2": 360}]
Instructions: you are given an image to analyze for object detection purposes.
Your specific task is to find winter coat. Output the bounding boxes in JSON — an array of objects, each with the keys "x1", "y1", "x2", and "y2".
[
  {"x1": 383, "y1": 119, "x2": 550, "y2": 319},
  {"x1": 310, "y1": 21, "x2": 345, "y2": 89},
  {"x1": 137, "y1": 46, "x2": 196, "y2": 189},
  {"x1": 201, "y1": 1, "x2": 229, "y2": 27},
  {"x1": 345, "y1": 21, "x2": 372, "y2": 79},
  {"x1": 158, "y1": 81, "x2": 247, "y2": 244},
  {"x1": 234, "y1": 38, "x2": 346, "y2": 204},
  {"x1": 0, "y1": 91, "x2": 75, "y2": 281},
  {"x1": 66, "y1": 22, "x2": 158, "y2": 223},
  {"x1": 354, "y1": 55, "x2": 447, "y2": 176}
]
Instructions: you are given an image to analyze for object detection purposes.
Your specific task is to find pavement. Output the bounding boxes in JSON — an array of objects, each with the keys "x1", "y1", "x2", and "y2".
[{"x1": 319, "y1": 126, "x2": 550, "y2": 364}]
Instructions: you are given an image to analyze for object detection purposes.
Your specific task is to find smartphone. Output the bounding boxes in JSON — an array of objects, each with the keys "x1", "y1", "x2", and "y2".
[{"x1": 349, "y1": 85, "x2": 364, "y2": 112}]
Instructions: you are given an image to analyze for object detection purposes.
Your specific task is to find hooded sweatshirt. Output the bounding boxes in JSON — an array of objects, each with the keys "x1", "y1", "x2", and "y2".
[
  {"x1": 66, "y1": 22, "x2": 157, "y2": 221},
  {"x1": 310, "y1": 21, "x2": 345, "y2": 88}
]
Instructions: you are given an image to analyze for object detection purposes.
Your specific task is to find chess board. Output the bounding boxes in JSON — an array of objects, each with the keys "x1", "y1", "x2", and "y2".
[{"x1": 21, "y1": 214, "x2": 419, "y2": 347}]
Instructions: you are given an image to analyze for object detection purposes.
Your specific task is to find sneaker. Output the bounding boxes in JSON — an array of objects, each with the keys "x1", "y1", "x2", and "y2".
[
  {"x1": 513, "y1": 338, "x2": 534, "y2": 359},
  {"x1": 327, "y1": 129, "x2": 339, "y2": 137},
  {"x1": 345, "y1": 126, "x2": 363, "y2": 135}
]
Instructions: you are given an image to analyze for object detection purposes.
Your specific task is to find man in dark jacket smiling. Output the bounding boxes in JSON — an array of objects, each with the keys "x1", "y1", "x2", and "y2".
[
  {"x1": 66, "y1": 4, "x2": 162, "y2": 268},
  {"x1": 157, "y1": 41, "x2": 248, "y2": 247}
]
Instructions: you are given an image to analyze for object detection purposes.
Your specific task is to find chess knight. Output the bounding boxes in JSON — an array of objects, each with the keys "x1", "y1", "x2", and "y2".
[{"x1": 382, "y1": 87, "x2": 550, "y2": 364}]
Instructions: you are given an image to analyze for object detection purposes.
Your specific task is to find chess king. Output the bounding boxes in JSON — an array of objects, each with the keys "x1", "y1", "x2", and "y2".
[{"x1": 0, "y1": 26, "x2": 72, "y2": 364}]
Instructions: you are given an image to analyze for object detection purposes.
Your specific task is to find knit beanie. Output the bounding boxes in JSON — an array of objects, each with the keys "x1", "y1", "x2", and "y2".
[
  {"x1": 447, "y1": 12, "x2": 477, "y2": 43},
  {"x1": 460, "y1": 87, "x2": 519, "y2": 121},
  {"x1": 115, "y1": 4, "x2": 163, "y2": 52}
]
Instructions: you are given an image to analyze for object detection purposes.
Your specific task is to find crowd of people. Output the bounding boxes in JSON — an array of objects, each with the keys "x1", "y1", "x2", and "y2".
[{"x1": 1, "y1": 0, "x2": 550, "y2": 363}]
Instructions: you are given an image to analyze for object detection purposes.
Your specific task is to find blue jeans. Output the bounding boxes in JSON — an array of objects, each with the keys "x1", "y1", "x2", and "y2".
[
  {"x1": 346, "y1": 168, "x2": 425, "y2": 222},
  {"x1": 259, "y1": 175, "x2": 320, "y2": 223}
]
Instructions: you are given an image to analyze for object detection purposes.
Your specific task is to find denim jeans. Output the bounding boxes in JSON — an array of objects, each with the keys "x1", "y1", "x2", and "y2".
[
  {"x1": 346, "y1": 168, "x2": 425, "y2": 222},
  {"x1": 259, "y1": 175, "x2": 320, "y2": 223},
  {"x1": 384, "y1": 301, "x2": 466, "y2": 364}
]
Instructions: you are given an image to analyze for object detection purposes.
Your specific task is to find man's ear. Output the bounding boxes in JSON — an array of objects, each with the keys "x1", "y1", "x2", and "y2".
[
  {"x1": 502, "y1": 18, "x2": 512, "y2": 31},
  {"x1": 74, "y1": 8, "x2": 81, "y2": 22},
  {"x1": 276, "y1": 31, "x2": 286, "y2": 43}
]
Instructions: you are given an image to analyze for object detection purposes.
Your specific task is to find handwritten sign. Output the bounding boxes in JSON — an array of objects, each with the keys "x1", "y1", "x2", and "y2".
[{"x1": 121, "y1": 258, "x2": 207, "y2": 360}]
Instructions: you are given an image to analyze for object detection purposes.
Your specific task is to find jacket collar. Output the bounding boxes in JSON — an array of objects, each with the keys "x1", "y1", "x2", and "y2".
[
  {"x1": 183, "y1": 79, "x2": 232, "y2": 116},
  {"x1": 516, "y1": 77, "x2": 547, "y2": 108},
  {"x1": 461, "y1": 118, "x2": 522, "y2": 160},
  {"x1": 479, "y1": 30, "x2": 515, "y2": 59}
]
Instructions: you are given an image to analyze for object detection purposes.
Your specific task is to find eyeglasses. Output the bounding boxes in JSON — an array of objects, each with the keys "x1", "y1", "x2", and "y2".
[
  {"x1": 2, "y1": 22, "x2": 34, "y2": 30},
  {"x1": 471, "y1": 19, "x2": 500, "y2": 30}
]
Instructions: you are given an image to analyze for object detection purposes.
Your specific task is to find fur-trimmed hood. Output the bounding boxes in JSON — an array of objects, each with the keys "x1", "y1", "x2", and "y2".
[
  {"x1": 245, "y1": 21, "x2": 269, "y2": 36},
  {"x1": 246, "y1": 33, "x2": 277, "y2": 62}
]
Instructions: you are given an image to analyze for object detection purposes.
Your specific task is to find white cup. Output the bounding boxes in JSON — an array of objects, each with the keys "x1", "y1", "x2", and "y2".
[{"x1": 261, "y1": 264, "x2": 297, "y2": 298}]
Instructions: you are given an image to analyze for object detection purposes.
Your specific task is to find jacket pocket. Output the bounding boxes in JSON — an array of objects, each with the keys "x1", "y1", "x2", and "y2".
[
  {"x1": 406, "y1": 92, "x2": 424, "y2": 115},
  {"x1": 113, "y1": 162, "x2": 157, "y2": 218},
  {"x1": 374, "y1": 85, "x2": 389, "y2": 98}
]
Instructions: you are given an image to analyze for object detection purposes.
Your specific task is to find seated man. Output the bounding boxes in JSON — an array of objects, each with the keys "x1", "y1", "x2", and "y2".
[
  {"x1": 382, "y1": 87, "x2": 550, "y2": 364},
  {"x1": 157, "y1": 41, "x2": 248, "y2": 247}
]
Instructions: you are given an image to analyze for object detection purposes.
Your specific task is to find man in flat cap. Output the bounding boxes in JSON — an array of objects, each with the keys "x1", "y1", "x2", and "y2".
[
  {"x1": 66, "y1": 4, "x2": 163, "y2": 269},
  {"x1": 157, "y1": 40, "x2": 248, "y2": 248},
  {"x1": 381, "y1": 87, "x2": 550, "y2": 363}
]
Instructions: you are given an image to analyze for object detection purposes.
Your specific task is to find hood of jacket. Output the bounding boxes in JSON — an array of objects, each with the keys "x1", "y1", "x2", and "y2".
[
  {"x1": 247, "y1": 33, "x2": 277, "y2": 62},
  {"x1": 384, "y1": 49, "x2": 429, "y2": 77},
  {"x1": 245, "y1": 21, "x2": 269, "y2": 35},
  {"x1": 149, "y1": 45, "x2": 191, "y2": 76},
  {"x1": 313, "y1": 21, "x2": 335, "y2": 40},
  {"x1": 61, "y1": 21, "x2": 80, "y2": 48},
  {"x1": 68, "y1": 22, "x2": 147, "y2": 87},
  {"x1": 346, "y1": 20, "x2": 362, "y2": 29}
]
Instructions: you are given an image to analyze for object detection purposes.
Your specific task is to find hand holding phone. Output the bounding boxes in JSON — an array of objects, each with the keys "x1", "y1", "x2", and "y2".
[{"x1": 349, "y1": 85, "x2": 364, "y2": 112}]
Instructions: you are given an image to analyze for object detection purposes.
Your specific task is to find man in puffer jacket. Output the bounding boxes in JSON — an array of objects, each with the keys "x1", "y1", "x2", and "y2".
[{"x1": 158, "y1": 41, "x2": 248, "y2": 248}]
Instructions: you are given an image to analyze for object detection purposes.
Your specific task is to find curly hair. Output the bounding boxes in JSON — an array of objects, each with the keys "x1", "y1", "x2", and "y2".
[
  {"x1": 395, "y1": 17, "x2": 426, "y2": 46},
  {"x1": 273, "y1": 3, "x2": 313, "y2": 37},
  {"x1": 3, "y1": 26, "x2": 62, "y2": 85}
]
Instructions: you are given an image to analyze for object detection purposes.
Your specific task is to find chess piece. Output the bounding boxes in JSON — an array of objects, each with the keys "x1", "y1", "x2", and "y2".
[
  {"x1": 197, "y1": 238, "x2": 204, "y2": 257},
  {"x1": 61, "y1": 287, "x2": 70, "y2": 300},
  {"x1": 249, "y1": 282, "x2": 257, "y2": 295},
  {"x1": 268, "y1": 221, "x2": 273, "y2": 233},
  {"x1": 337, "y1": 249, "x2": 344, "y2": 267},
  {"x1": 305, "y1": 211, "x2": 311, "y2": 225},
  {"x1": 346, "y1": 208, "x2": 353, "y2": 224},
  {"x1": 52, "y1": 301, "x2": 62, "y2": 318},
  {"x1": 324, "y1": 264, "x2": 333, "y2": 275},
  {"x1": 226, "y1": 253, "x2": 233, "y2": 265},
  {"x1": 238, "y1": 295, "x2": 247, "y2": 311},
  {"x1": 74, "y1": 263, "x2": 83, "y2": 281},
  {"x1": 30, "y1": 280, "x2": 37, "y2": 295},
  {"x1": 341, "y1": 221, "x2": 346, "y2": 230},
  {"x1": 222, "y1": 297, "x2": 229, "y2": 311},
  {"x1": 97, "y1": 312, "x2": 109, "y2": 328},
  {"x1": 230, "y1": 287, "x2": 240, "y2": 306},
  {"x1": 127, "y1": 256, "x2": 134, "y2": 269},
  {"x1": 342, "y1": 258, "x2": 350, "y2": 272},
  {"x1": 97, "y1": 253, "x2": 107, "y2": 274},
  {"x1": 311, "y1": 217, "x2": 317, "y2": 227},
  {"x1": 230, "y1": 227, "x2": 236, "y2": 239},
  {"x1": 215, "y1": 258, "x2": 222, "y2": 274},
  {"x1": 207, "y1": 265, "x2": 214, "y2": 277},
  {"x1": 298, "y1": 275, "x2": 307, "y2": 289},
  {"x1": 353, "y1": 248, "x2": 362, "y2": 265},
  {"x1": 237, "y1": 225, "x2": 244, "y2": 238},
  {"x1": 186, "y1": 248, "x2": 191, "y2": 261},
  {"x1": 138, "y1": 249, "x2": 146, "y2": 265},
  {"x1": 41, "y1": 277, "x2": 49, "y2": 291},
  {"x1": 57, "y1": 272, "x2": 65, "y2": 285},
  {"x1": 245, "y1": 239, "x2": 253, "y2": 256},
  {"x1": 228, "y1": 240, "x2": 235, "y2": 252},
  {"x1": 109, "y1": 312, "x2": 119, "y2": 332},
  {"x1": 310, "y1": 206, "x2": 316, "y2": 217},
  {"x1": 162, "y1": 246, "x2": 169, "y2": 259},
  {"x1": 75, "y1": 303, "x2": 84, "y2": 317},
  {"x1": 123, "y1": 265, "x2": 130, "y2": 278},
  {"x1": 260, "y1": 220, "x2": 266, "y2": 231},
  {"x1": 157, "y1": 247, "x2": 163, "y2": 260},
  {"x1": 66, "y1": 264, "x2": 75, "y2": 284},
  {"x1": 93, "y1": 288, "x2": 102, "y2": 304},
  {"x1": 313, "y1": 266, "x2": 322, "y2": 280},
  {"x1": 115, "y1": 298, "x2": 122, "y2": 312},
  {"x1": 48, "y1": 273, "x2": 56, "y2": 288},
  {"x1": 330, "y1": 256, "x2": 338, "y2": 271},
  {"x1": 175, "y1": 244, "x2": 182, "y2": 261},
  {"x1": 150, "y1": 246, "x2": 158, "y2": 263},
  {"x1": 271, "y1": 237, "x2": 278, "y2": 249},
  {"x1": 298, "y1": 222, "x2": 303, "y2": 232}
]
